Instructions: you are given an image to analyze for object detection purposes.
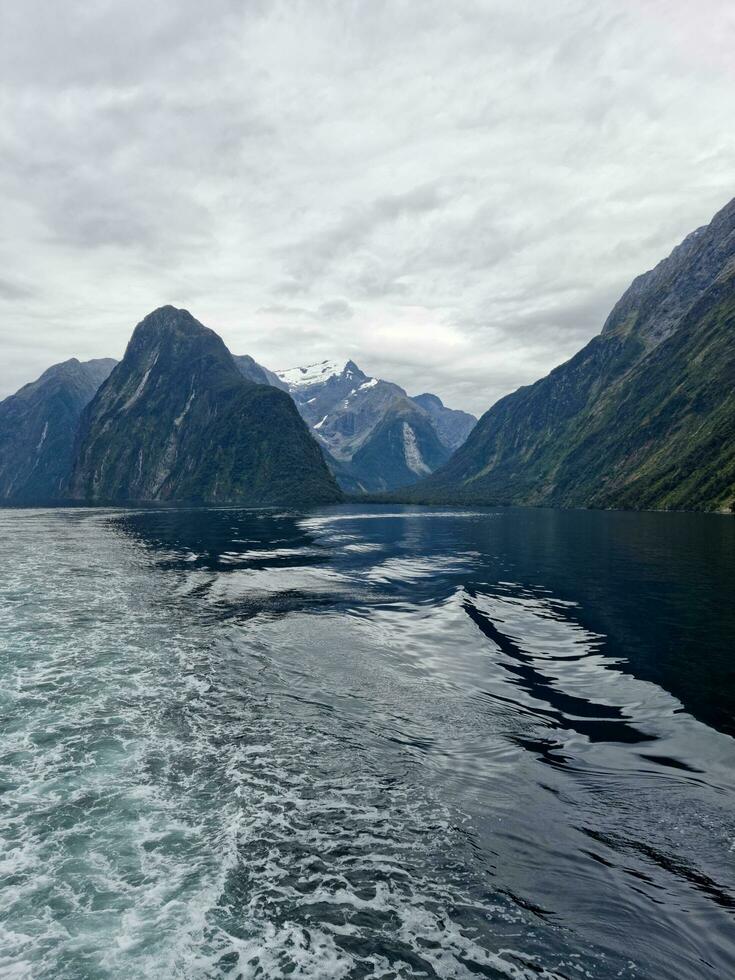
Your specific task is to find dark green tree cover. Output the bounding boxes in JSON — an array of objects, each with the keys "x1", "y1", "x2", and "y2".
[
  {"x1": 66, "y1": 307, "x2": 341, "y2": 506},
  {"x1": 397, "y1": 198, "x2": 735, "y2": 512}
]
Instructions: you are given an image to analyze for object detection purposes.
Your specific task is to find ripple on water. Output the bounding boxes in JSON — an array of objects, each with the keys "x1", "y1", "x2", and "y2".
[
  {"x1": 0, "y1": 510, "x2": 592, "y2": 979},
  {"x1": 2, "y1": 506, "x2": 734, "y2": 979}
]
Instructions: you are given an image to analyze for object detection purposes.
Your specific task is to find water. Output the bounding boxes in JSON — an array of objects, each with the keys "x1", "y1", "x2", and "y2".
[{"x1": 1, "y1": 504, "x2": 734, "y2": 979}]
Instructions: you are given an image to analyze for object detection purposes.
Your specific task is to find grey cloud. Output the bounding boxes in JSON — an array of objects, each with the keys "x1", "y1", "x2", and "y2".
[
  {"x1": 256, "y1": 299, "x2": 354, "y2": 322},
  {"x1": 316, "y1": 299, "x2": 353, "y2": 320},
  {"x1": 256, "y1": 304, "x2": 314, "y2": 318},
  {"x1": 280, "y1": 181, "x2": 456, "y2": 282},
  {"x1": 0, "y1": 277, "x2": 35, "y2": 301},
  {"x1": 0, "y1": 0, "x2": 733, "y2": 414},
  {"x1": 272, "y1": 279, "x2": 307, "y2": 298},
  {"x1": 0, "y1": 0, "x2": 246, "y2": 89},
  {"x1": 348, "y1": 270, "x2": 410, "y2": 299}
]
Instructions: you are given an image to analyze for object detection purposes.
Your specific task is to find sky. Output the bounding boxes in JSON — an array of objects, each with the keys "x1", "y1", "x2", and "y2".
[{"x1": 0, "y1": 1, "x2": 733, "y2": 415}]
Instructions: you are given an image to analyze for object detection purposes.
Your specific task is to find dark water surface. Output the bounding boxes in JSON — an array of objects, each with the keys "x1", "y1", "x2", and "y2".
[{"x1": 1, "y1": 504, "x2": 734, "y2": 978}]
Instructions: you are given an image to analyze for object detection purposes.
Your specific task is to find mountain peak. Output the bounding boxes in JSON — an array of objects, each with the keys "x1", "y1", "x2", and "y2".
[
  {"x1": 67, "y1": 309, "x2": 341, "y2": 505},
  {"x1": 130, "y1": 305, "x2": 214, "y2": 343},
  {"x1": 31, "y1": 357, "x2": 117, "y2": 391},
  {"x1": 123, "y1": 307, "x2": 238, "y2": 390},
  {"x1": 414, "y1": 392, "x2": 444, "y2": 410},
  {"x1": 35, "y1": 358, "x2": 81, "y2": 385}
]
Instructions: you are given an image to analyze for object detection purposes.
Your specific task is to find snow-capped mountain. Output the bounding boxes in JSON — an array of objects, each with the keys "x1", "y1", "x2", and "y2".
[
  {"x1": 276, "y1": 359, "x2": 349, "y2": 389},
  {"x1": 235, "y1": 356, "x2": 476, "y2": 492}
]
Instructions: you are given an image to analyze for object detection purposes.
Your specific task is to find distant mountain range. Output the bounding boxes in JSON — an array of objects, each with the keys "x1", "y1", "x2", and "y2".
[
  {"x1": 0, "y1": 308, "x2": 341, "y2": 506},
  {"x1": 2, "y1": 197, "x2": 733, "y2": 512},
  {"x1": 398, "y1": 196, "x2": 735, "y2": 512},
  {"x1": 0, "y1": 311, "x2": 473, "y2": 505},
  {"x1": 239, "y1": 358, "x2": 476, "y2": 492}
]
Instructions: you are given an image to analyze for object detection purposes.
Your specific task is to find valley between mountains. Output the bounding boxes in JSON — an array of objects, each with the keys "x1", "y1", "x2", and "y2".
[{"x1": 1, "y1": 195, "x2": 734, "y2": 512}]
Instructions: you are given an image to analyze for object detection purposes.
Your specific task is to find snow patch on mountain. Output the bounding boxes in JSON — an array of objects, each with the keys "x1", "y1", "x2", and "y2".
[{"x1": 276, "y1": 359, "x2": 345, "y2": 388}]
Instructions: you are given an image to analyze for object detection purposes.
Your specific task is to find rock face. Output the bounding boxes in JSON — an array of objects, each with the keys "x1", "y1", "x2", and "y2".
[
  {"x1": 411, "y1": 393, "x2": 476, "y2": 451},
  {"x1": 251, "y1": 358, "x2": 475, "y2": 492},
  {"x1": 400, "y1": 196, "x2": 735, "y2": 512},
  {"x1": 66, "y1": 307, "x2": 342, "y2": 506},
  {"x1": 601, "y1": 197, "x2": 735, "y2": 348},
  {"x1": 232, "y1": 354, "x2": 271, "y2": 386},
  {"x1": 346, "y1": 402, "x2": 450, "y2": 492},
  {"x1": 0, "y1": 357, "x2": 117, "y2": 503},
  {"x1": 233, "y1": 355, "x2": 287, "y2": 390}
]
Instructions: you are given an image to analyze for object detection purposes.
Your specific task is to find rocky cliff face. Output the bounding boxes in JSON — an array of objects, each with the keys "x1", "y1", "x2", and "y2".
[
  {"x1": 0, "y1": 357, "x2": 117, "y2": 503},
  {"x1": 66, "y1": 306, "x2": 342, "y2": 506},
  {"x1": 400, "y1": 196, "x2": 735, "y2": 512},
  {"x1": 567, "y1": 272, "x2": 735, "y2": 511},
  {"x1": 601, "y1": 196, "x2": 735, "y2": 349}
]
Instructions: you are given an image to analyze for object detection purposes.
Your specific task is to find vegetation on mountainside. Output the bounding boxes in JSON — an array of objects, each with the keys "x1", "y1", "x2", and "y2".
[
  {"x1": 0, "y1": 358, "x2": 117, "y2": 503},
  {"x1": 395, "y1": 198, "x2": 735, "y2": 514},
  {"x1": 67, "y1": 307, "x2": 342, "y2": 507}
]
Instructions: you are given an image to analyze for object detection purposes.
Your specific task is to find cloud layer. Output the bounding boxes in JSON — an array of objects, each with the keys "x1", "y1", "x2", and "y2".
[{"x1": 1, "y1": 0, "x2": 733, "y2": 413}]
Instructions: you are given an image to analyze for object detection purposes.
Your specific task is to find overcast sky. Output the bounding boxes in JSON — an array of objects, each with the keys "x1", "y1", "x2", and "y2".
[{"x1": 0, "y1": 0, "x2": 733, "y2": 414}]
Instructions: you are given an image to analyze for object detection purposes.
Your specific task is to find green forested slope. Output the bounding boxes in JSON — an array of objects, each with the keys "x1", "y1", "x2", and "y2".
[
  {"x1": 67, "y1": 307, "x2": 342, "y2": 506},
  {"x1": 398, "y1": 198, "x2": 735, "y2": 512}
]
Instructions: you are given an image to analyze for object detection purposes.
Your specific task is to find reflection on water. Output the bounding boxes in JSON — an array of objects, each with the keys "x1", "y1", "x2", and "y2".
[{"x1": 0, "y1": 504, "x2": 734, "y2": 978}]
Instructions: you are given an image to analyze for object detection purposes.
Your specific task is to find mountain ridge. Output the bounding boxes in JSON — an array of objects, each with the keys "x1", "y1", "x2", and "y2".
[{"x1": 393, "y1": 196, "x2": 735, "y2": 513}]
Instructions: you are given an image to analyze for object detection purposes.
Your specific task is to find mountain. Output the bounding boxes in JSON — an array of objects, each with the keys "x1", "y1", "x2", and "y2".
[
  {"x1": 66, "y1": 306, "x2": 342, "y2": 506},
  {"x1": 346, "y1": 399, "x2": 451, "y2": 492},
  {"x1": 411, "y1": 393, "x2": 476, "y2": 451},
  {"x1": 601, "y1": 198, "x2": 735, "y2": 348},
  {"x1": 232, "y1": 354, "x2": 271, "y2": 386},
  {"x1": 251, "y1": 358, "x2": 475, "y2": 492},
  {"x1": 233, "y1": 355, "x2": 287, "y2": 390},
  {"x1": 398, "y1": 196, "x2": 735, "y2": 512},
  {"x1": 0, "y1": 357, "x2": 117, "y2": 503},
  {"x1": 278, "y1": 361, "x2": 407, "y2": 459}
]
